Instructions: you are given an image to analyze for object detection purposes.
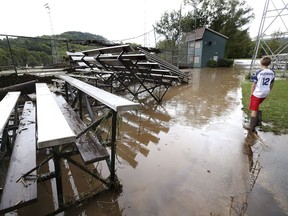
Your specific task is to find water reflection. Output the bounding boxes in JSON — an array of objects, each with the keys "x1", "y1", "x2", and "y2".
[
  {"x1": 161, "y1": 68, "x2": 242, "y2": 128},
  {"x1": 116, "y1": 66, "x2": 243, "y2": 169},
  {"x1": 113, "y1": 67, "x2": 251, "y2": 216},
  {"x1": 243, "y1": 131, "x2": 258, "y2": 172},
  {"x1": 115, "y1": 68, "x2": 245, "y2": 171},
  {"x1": 117, "y1": 103, "x2": 171, "y2": 168}
]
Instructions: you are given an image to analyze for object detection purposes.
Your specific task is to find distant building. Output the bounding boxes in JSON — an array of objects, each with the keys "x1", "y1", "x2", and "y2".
[{"x1": 184, "y1": 27, "x2": 228, "y2": 68}]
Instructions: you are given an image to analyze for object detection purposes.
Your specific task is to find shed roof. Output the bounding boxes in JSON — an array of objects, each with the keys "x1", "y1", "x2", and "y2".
[{"x1": 185, "y1": 27, "x2": 229, "y2": 42}]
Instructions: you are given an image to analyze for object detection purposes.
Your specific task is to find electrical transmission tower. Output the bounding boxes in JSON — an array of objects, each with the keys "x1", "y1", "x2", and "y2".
[
  {"x1": 250, "y1": 0, "x2": 288, "y2": 73},
  {"x1": 44, "y1": 3, "x2": 58, "y2": 64}
]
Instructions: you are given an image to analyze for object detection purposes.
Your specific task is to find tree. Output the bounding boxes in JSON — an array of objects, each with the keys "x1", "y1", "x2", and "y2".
[
  {"x1": 154, "y1": 10, "x2": 182, "y2": 49},
  {"x1": 185, "y1": 0, "x2": 255, "y2": 58},
  {"x1": 155, "y1": 0, "x2": 255, "y2": 58}
]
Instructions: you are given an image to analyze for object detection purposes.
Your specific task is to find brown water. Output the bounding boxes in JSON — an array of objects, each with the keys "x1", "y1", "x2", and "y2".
[{"x1": 14, "y1": 66, "x2": 288, "y2": 215}]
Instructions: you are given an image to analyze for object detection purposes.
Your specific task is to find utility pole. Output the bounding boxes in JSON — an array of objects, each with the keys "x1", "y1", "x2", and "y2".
[{"x1": 44, "y1": 3, "x2": 58, "y2": 64}]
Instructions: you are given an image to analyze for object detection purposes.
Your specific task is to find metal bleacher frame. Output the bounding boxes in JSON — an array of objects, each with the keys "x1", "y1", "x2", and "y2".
[{"x1": 67, "y1": 44, "x2": 190, "y2": 103}]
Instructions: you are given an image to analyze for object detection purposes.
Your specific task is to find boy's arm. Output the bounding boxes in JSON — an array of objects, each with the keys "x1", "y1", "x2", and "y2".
[
  {"x1": 251, "y1": 82, "x2": 256, "y2": 95},
  {"x1": 270, "y1": 79, "x2": 274, "y2": 90}
]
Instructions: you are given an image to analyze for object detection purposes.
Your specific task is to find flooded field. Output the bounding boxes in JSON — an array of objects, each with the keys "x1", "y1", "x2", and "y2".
[
  {"x1": 9, "y1": 64, "x2": 288, "y2": 215},
  {"x1": 113, "y1": 66, "x2": 288, "y2": 216}
]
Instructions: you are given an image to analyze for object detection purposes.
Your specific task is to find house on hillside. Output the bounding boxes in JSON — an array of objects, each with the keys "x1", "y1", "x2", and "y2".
[{"x1": 184, "y1": 27, "x2": 228, "y2": 68}]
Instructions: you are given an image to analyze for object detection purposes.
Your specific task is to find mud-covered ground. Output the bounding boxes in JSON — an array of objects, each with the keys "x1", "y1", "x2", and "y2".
[{"x1": 0, "y1": 73, "x2": 55, "y2": 100}]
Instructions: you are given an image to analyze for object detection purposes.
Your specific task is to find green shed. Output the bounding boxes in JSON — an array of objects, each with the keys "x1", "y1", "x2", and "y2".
[{"x1": 185, "y1": 27, "x2": 228, "y2": 68}]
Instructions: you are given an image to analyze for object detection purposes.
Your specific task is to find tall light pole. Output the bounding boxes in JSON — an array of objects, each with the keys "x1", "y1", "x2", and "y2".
[{"x1": 44, "y1": 3, "x2": 58, "y2": 64}]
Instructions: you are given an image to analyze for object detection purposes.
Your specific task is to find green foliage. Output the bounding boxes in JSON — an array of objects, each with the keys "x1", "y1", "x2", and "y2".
[
  {"x1": 0, "y1": 31, "x2": 109, "y2": 69},
  {"x1": 207, "y1": 59, "x2": 217, "y2": 67},
  {"x1": 156, "y1": 40, "x2": 176, "y2": 50},
  {"x1": 59, "y1": 31, "x2": 108, "y2": 42},
  {"x1": 217, "y1": 58, "x2": 234, "y2": 67},
  {"x1": 154, "y1": 10, "x2": 182, "y2": 48},
  {"x1": 185, "y1": 0, "x2": 255, "y2": 59},
  {"x1": 242, "y1": 79, "x2": 288, "y2": 134},
  {"x1": 156, "y1": 0, "x2": 255, "y2": 58},
  {"x1": 256, "y1": 31, "x2": 288, "y2": 57}
]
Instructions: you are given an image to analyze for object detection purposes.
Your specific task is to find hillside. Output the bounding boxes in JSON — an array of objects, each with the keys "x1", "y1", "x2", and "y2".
[{"x1": 0, "y1": 31, "x2": 114, "y2": 69}]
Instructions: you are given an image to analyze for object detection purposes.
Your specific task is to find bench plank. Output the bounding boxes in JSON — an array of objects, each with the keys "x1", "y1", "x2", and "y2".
[
  {"x1": 0, "y1": 101, "x2": 37, "y2": 214},
  {"x1": 82, "y1": 44, "x2": 134, "y2": 56},
  {"x1": 58, "y1": 75, "x2": 140, "y2": 112},
  {"x1": 36, "y1": 83, "x2": 76, "y2": 149},
  {"x1": 0, "y1": 91, "x2": 21, "y2": 134},
  {"x1": 53, "y1": 94, "x2": 109, "y2": 164}
]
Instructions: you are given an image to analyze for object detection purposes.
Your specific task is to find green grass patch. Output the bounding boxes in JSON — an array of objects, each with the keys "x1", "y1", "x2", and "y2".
[{"x1": 241, "y1": 79, "x2": 288, "y2": 134}]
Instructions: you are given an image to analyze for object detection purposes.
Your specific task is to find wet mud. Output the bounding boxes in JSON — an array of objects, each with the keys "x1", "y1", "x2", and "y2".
[{"x1": 7, "y1": 64, "x2": 288, "y2": 215}]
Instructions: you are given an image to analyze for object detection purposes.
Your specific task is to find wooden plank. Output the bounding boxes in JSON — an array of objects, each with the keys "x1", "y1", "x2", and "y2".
[
  {"x1": 82, "y1": 44, "x2": 134, "y2": 56},
  {"x1": 36, "y1": 83, "x2": 76, "y2": 149},
  {"x1": 0, "y1": 92, "x2": 20, "y2": 134},
  {"x1": 58, "y1": 75, "x2": 140, "y2": 112},
  {"x1": 66, "y1": 51, "x2": 84, "y2": 56},
  {"x1": 137, "y1": 62, "x2": 160, "y2": 69},
  {"x1": 98, "y1": 59, "x2": 134, "y2": 67},
  {"x1": 0, "y1": 101, "x2": 37, "y2": 214},
  {"x1": 70, "y1": 56, "x2": 96, "y2": 62},
  {"x1": 54, "y1": 94, "x2": 109, "y2": 164},
  {"x1": 98, "y1": 54, "x2": 147, "y2": 61}
]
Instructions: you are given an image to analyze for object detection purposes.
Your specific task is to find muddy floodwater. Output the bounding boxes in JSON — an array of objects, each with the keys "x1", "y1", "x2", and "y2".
[{"x1": 15, "y1": 64, "x2": 288, "y2": 215}]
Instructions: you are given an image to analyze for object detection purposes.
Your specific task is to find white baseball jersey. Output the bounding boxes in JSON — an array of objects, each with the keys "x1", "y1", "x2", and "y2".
[{"x1": 251, "y1": 68, "x2": 275, "y2": 98}]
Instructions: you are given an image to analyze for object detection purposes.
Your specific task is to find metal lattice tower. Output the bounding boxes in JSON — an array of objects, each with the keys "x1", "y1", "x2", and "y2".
[
  {"x1": 250, "y1": 0, "x2": 288, "y2": 73},
  {"x1": 44, "y1": 3, "x2": 58, "y2": 64}
]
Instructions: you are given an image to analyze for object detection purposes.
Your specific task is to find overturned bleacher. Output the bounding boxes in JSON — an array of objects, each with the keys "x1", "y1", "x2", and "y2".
[{"x1": 66, "y1": 44, "x2": 190, "y2": 103}]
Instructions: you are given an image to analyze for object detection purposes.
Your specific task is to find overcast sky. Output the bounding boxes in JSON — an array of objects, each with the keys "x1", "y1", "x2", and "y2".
[{"x1": 0, "y1": 0, "x2": 285, "y2": 47}]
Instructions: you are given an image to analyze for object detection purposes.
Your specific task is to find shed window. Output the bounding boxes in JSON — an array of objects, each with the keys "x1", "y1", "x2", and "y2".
[
  {"x1": 195, "y1": 41, "x2": 201, "y2": 48},
  {"x1": 194, "y1": 56, "x2": 200, "y2": 63}
]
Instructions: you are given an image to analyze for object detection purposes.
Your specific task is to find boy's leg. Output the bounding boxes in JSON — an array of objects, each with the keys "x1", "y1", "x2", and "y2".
[
  {"x1": 257, "y1": 110, "x2": 262, "y2": 126},
  {"x1": 243, "y1": 95, "x2": 261, "y2": 131},
  {"x1": 243, "y1": 115, "x2": 258, "y2": 131}
]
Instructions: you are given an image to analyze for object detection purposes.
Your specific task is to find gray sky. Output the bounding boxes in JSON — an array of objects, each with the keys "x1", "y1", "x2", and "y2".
[{"x1": 0, "y1": 0, "x2": 284, "y2": 47}]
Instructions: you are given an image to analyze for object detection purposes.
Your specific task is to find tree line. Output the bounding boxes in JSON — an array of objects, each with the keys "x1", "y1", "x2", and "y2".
[{"x1": 0, "y1": 32, "x2": 110, "y2": 69}]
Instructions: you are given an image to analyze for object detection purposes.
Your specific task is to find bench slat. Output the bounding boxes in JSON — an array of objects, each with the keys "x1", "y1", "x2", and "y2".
[
  {"x1": 0, "y1": 91, "x2": 21, "y2": 134},
  {"x1": 0, "y1": 101, "x2": 37, "y2": 214},
  {"x1": 36, "y1": 83, "x2": 76, "y2": 149},
  {"x1": 58, "y1": 75, "x2": 140, "y2": 112},
  {"x1": 82, "y1": 44, "x2": 134, "y2": 56},
  {"x1": 54, "y1": 95, "x2": 109, "y2": 164}
]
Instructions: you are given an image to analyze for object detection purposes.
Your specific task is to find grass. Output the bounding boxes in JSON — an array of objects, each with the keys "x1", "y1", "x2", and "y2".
[{"x1": 241, "y1": 79, "x2": 288, "y2": 135}]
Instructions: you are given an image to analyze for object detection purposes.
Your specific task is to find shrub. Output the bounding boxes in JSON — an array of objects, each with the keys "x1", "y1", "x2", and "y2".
[
  {"x1": 207, "y1": 59, "x2": 217, "y2": 67},
  {"x1": 218, "y1": 58, "x2": 234, "y2": 67}
]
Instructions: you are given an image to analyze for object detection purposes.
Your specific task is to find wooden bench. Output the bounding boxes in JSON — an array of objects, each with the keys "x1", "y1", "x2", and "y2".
[
  {"x1": 0, "y1": 101, "x2": 37, "y2": 214},
  {"x1": 35, "y1": 83, "x2": 112, "y2": 210},
  {"x1": 53, "y1": 94, "x2": 109, "y2": 164},
  {"x1": 58, "y1": 75, "x2": 140, "y2": 181},
  {"x1": 59, "y1": 75, "x2": 140, "y2": 112},
  {"x1": 82, "y1": 44, "x2": 134, "y2": 56},
  {"x1": 68, "y1": 53, "x2": 147, "y2": 62},
  {"x1": 36, "y1": 83, "x2": 76, "y2": 149},
  {"x1": 0, "y1": 91, "x2": 21, "y2": 150},
  {"x1": 137, "y1": 62, "x2": 161, "y2": 69}
]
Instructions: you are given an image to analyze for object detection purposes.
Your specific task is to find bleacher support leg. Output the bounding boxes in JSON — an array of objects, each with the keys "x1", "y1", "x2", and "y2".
[
  {"x1": 110, "y1": 110, "x2": 117, "y2": 183},
  {"x1": 53, "y1": 147, "x2": 64, "y2": 208}
]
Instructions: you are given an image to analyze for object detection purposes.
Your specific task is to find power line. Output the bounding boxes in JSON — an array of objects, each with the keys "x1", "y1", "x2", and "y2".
[{"x1": 111, "y1": 28, "x2": 155, "y2": 43}]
